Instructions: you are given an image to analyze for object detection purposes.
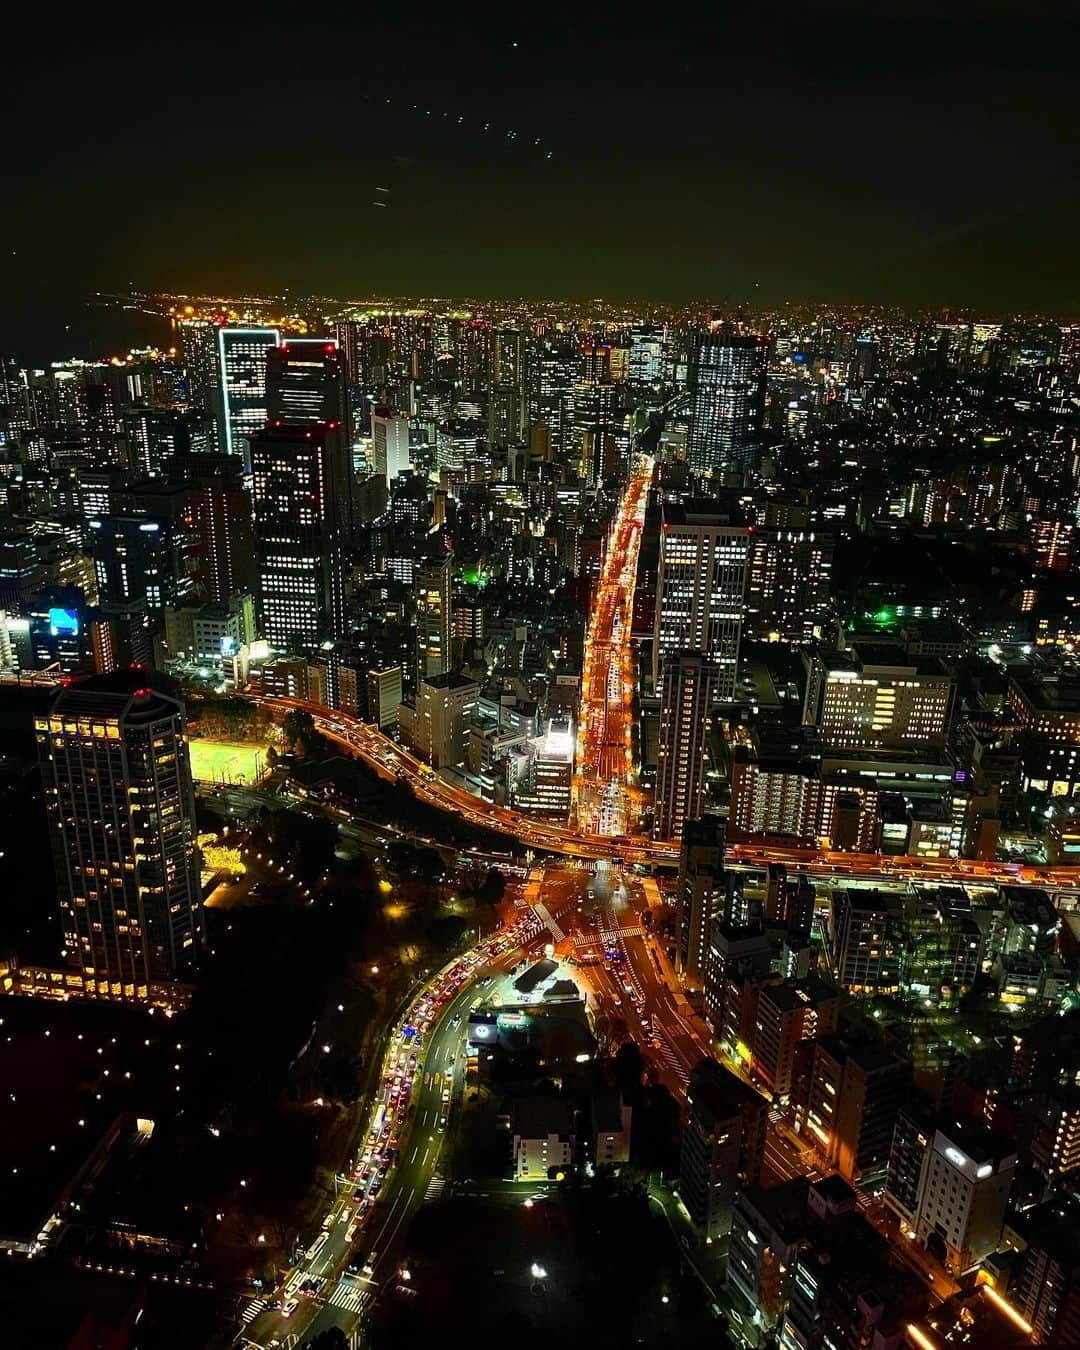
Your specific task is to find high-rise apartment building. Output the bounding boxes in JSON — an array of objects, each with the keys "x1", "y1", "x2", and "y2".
[
  {"x1": 751, "y1": 975, "x2": 841, "y2": 1101},
  {"x1": 487, "y1": 328, "x2": 528, "y2": 446},
  {"x1": 828, "y1": 888, "x2": 904, "y2": 993},
  {"x1": 653, "y1": 500, "x2": 750, "y2": 697},
  {"x1": 415, "y1": 554, "x2": 452, "y2": 685},
  {"x1": 1008, "y1": 1198, "x2": 1080, "y2": 1346},
  {"x1": 179, "y1": 319, "x2": 218, "y2": 420},
  {"x1": 675, "y1": 813, "x2": 725, "y2": 983},
  {"x1": 686, "y1": 326, "x2": 768, "y2": 475},
  {"x1": 680, "y1": 1059, "x2": 768, "y2": 1240},
  {"x1": 654, "y1": 651, "x2": 717, "y2": 842},
  {"x1": 35, "y1": 672, "x2": 202, "y2": 999},
  {"x1": 249, "y1": 423, "x2": 347, "y2": 649},
  {"x1": 802, "y1": 1033, "x2": 911, "y2": 1188},
  {"x1": 215, "y1": 326, "x2": 279, "y2": 459}
]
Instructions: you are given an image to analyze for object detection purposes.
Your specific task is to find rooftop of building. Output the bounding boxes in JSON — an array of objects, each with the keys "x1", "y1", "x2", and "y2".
[
  {"x1": 759, "y1": 973, "x2": 840, "y2": 1014},
  {"x1": 420, "y1": 670, "x2": 479, "y2": 692},
  {"x1": 661, "y1": 497, "x2": 749, "y2": 531},
  {"x1": 736, "y1": 1176, "x2": 811, "y2": 1244},
  {"x1": 917, "y1": 1287, "x2": 1031, "y2": 1350},
  {"x1": 688, "y1": 1059, "x2": 767, "y2": 1129},
  {"x1": 1008, "y1": 667, "x2": 1080, "y2": 712},
  {"x1": 511, "y1": 1094, "x2": 576, "y2": 1140},
  {"x1": 50, "y1": 668, "x2": 183, "y2": 724}
]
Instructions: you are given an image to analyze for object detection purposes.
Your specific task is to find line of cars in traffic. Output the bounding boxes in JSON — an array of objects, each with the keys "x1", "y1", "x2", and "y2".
[{"x1": 274, "y1": 907, "x2": 549, "y2": 1318}]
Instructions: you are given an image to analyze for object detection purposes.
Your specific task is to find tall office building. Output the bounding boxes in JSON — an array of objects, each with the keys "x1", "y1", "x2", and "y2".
[
  {"x1": 215, "y1": 326, "x2": 279, "y2": 459},
  {"x1": 487, "y1": 328, "x2": 528, "y2": 446},
  {"x1": 653, "y1": 500, "x2": 750, "y2": 697},
  {"x1": 169, "y1": 452, "x2": 255, "y2": 607},
  {"x1": 686, "y1": 325, "x2": 769, "y2": 475},
  {"x1": 415, "y1": 553, "x2": 453, "y2": 685},
  {"x1": 179, "y1": 319, "x2": 219, "y2": 421},
  {"x1": 266, "y1": 339, "x2": 349, "y2": 430},
  {"x1": 35, "y1": 672, "x2": 202, "y2": 999},
  {"x1": 675, "y1": 813, "x2": 725, "y2": 983},
  {"x1": 267, "y1": 338, "x2": 353, "y2": 534},
  {"x1": 250, "y1": 423, "x2": 347, "y2": 649},
  {"x1": 654, "y1": 651, "x2": 718, "y2": 841},
  {"x1": 86, "y1": 514, "x2": 195, "y2": 617},
  {"x1": 527, "y1": 339, "x2": 578, "y2": 459},
  {"x1": 371, "y1": 406, "x2": 411, "y2": 485},
  {"x1": 745, "y1": 525, "x2": 833, "y2": 643}
]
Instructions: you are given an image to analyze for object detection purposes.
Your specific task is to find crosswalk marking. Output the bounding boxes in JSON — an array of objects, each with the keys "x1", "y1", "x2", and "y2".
[
  {"x1": 424, "y1": 1175, "x2": 447, "y2": 1202},
  {"x1": 574, "y1": 925, "x2": 644, "y2": 944},
  {"x1": 653, "y1": 1034, "x2": 690, "y2": 1083},
  {"x1": 239, "y1": 1298, "x2": 263, "y2": 1327},
  {"x1": 328, "y1": 1281, "x2": 371, "y2": 1315}
]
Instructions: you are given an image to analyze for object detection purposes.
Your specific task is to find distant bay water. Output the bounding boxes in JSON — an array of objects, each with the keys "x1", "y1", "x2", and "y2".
[{"x1": 9, "y1": 300, "x2": 177, "y2": 369}]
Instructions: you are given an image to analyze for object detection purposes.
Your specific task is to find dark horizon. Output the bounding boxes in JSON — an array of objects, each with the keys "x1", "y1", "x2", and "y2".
[{"x1": 6, "y1": 1, "x2": 1080, "y2": 362}]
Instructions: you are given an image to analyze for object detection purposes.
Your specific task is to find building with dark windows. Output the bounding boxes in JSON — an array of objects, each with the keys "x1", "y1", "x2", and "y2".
[
  {"x1": 266, "y1": 339, "x2": 349, "y2": 430},
  {"x1": 675, "y1": 813, "x2": 725, "y2": 983},
  {"x1": 679, "y1": 1059, "x2": 767, "y2": 1240},
  {"x1": 654, "y1": 651, "x2": 717, "y2": 842}
]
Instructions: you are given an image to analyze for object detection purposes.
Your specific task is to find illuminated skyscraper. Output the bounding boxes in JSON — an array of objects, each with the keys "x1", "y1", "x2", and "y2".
[
  {"x1": 179, "y1": 318, "x2": 219, "y2": 423},
  {"x1": 215, "y1": 326, "x2": 279, "y2": 459},
  {"x1": 266, "y1": 338, "x2": 349, "y2": 430},
  {"x1": 687, "y1": 326, "x2": 769, "y2": 475},
  {"x1": 654, "y1": 651, "x2": 718, "y2": 841},
  {"x1": 35, "y1": 671, "x2": 202, "y2": 1000},
  {"x1": 487, "y1": 328, "x2": 528, "y2": 446},
  {"x1": 250, "y1": 423, "x2": 347, "y2": 648},
  {"x1": 371, "y1": 405, "x2": 412, "y2": 484},
  {"x1": 653, "y1": 500, "x2": 750, "y2": 698},
  {"x1": 169, "y1": 452, "x2": 255, "y2": 606},
  {"x1": 415, "y1": 553, "x2": 452, "y2": 685}
]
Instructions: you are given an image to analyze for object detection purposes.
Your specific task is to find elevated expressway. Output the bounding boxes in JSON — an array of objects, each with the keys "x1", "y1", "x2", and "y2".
[{"x1": 252, "y1": 699, "x2": 1080, "y2": 894}]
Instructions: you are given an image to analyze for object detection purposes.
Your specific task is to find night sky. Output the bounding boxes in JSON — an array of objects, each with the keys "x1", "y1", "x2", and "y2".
[{"x1": 5, "y1": 2, "x2": 1079, "y2": 357}]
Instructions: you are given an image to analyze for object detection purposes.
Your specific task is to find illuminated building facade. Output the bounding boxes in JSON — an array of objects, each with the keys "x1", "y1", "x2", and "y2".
[
  {"x1": 370, "y1": 406, "x2": 411, "y2": 485},
  {"x1": 215, "y1": 326, "x2": 279, "y2": 460},
  {"x1": 35, "y1": 673, "x2": 202, "y2": 1000},
  {"x1": 653, "y1": 500, "x2": 750, "y2": 697},
  {"x1": 804, "y1": 653, "x2": 954, "y2": 752},
  {"x1": 415, "y1": 555, "x2": 452, "y2": 685},
  {"x1": 249, "y1": 423, "x2": 347, "y2": 649},
  {"x1": 686, "y1": 327, "x2": 768, "y2": 475}
]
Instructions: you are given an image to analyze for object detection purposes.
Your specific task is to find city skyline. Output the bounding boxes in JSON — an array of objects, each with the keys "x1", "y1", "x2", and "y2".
[
  {"x1": 3, "y1": 5, "x2": 1080, "y2": 1344},
  {"x1": 6, "y1": 3, "x2": 1080, "y2": 364}
]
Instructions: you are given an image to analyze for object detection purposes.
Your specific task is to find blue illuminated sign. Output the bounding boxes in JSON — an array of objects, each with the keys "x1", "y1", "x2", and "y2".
[{"x1": 48, "y1": 607, "x2": 79, "y2": 638}]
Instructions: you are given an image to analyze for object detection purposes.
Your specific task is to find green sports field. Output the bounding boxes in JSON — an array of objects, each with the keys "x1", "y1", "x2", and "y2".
[{"x1": 189, "y1": 740, "x2": 266, "y2": 786}]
